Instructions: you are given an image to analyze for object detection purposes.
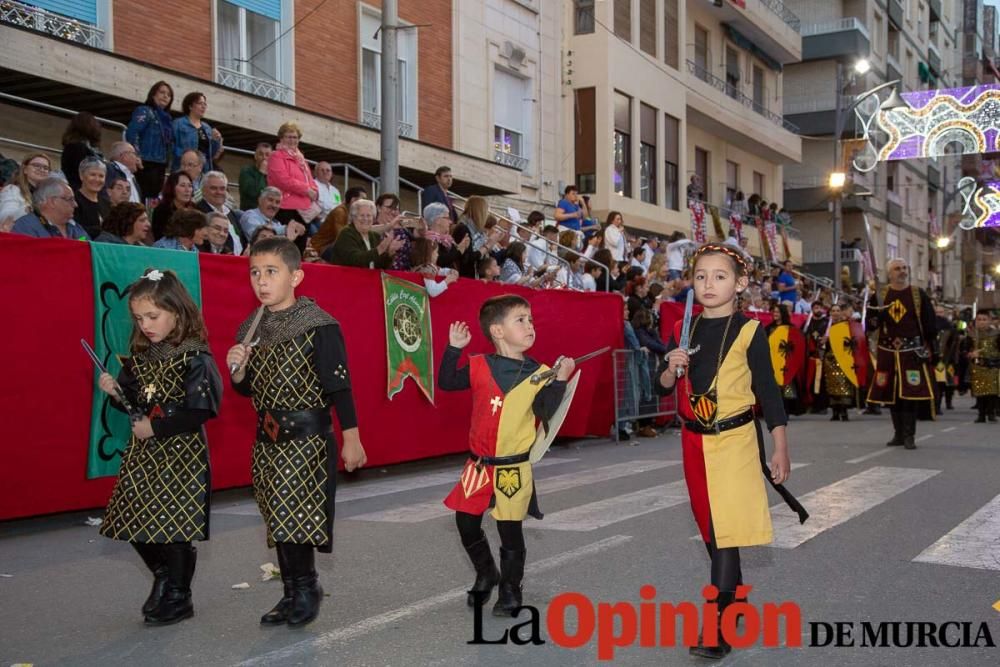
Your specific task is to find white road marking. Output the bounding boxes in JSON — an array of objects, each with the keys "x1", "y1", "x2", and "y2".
[
  {"x1": 214, "y1": 458, "x2": 577, "y2": 516},
  {"x1": 941, "y1": 426, "x2": 957, "y2": 433},
  {"x1": 915, "y1": 434, "x2": 933, "y2": 442},
  {"x1": 534, "y1": 481, "x2": 690, "y2": 531},
  {"x1": 846, "y1": 448, "x2": 895, "y2": 464},
  {"x1": 768, "y1": 466, "x2": 941, "y2": 549},
  {"x1": 348, "y1": 460, "x2": 681, "y2": 523},
  {"x1": 914, "y1": 494, "x2": 1000, "y2": 571},
  {"x1": 234, "y1": 535, "x2": 634, "y2": 666}
]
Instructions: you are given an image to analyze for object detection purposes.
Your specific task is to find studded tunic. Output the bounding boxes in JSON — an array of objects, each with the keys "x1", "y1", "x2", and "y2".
[
  {"x1": 232, "y1": 298, "x2": 356, "y2": 553},
  {"x1": 866, "y1": 286, "x2": 937, "y2": 404},
  {"x1": 100, "y1": 343, "x2": 222, "y2": 543},
  {"x1": 970, "y1": 330, "x2": 1000, "y2": 398}
]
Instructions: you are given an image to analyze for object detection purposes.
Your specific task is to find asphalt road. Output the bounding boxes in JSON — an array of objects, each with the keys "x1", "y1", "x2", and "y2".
[{"x1": 2, "y1": 397, "x2": 1000, "y2": 666}]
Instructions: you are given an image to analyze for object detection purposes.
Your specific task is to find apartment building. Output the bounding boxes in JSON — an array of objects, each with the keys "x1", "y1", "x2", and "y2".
[
  {"x1": 0, "y1": 0, "x2": 548, "y2": 210},
  {"x1": 565, "y1": 0, "x2": 803, "y2": 259},
  {"x1": 783, "y1": 0, "x2": 965, "y2": 295}
]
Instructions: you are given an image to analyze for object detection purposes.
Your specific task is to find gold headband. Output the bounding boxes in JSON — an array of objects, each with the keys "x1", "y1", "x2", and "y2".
[{"x1": 690, "y1": 243, "x2": 752, "y2": 275}]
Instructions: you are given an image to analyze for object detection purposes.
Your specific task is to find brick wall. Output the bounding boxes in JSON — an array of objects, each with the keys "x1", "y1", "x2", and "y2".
[{"x1": 113, "y1": 0, "x2": 214, "y2": 81}]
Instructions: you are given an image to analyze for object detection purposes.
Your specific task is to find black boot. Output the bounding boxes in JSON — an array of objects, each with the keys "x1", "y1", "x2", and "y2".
[
  {"x1": 886, "y1": 409, "x2": 903, "y2": 446},
  {"x1": 463, "y1": 535, "x2": 499, "y2": 607},
  {"x1": 144, "y1": 543, "x2": 196, "y2": 626},
  {"x1": 690, "y1": 591, "x2": 735, "y2": 660},
  {"x1": 282, "y1": 544, "x2": 323, "y2": 627},
  {"x1": 988, "y1": 397, "x2": 998, "y2": 422},
  {"x1": 841, "y1": 407, "x2": 850, "y2": 422},
  {"x1": 975, "y1": 400, "x2": 987, "y2": 423},
  {"x1": 133, "y1": 543, "x2": 169, "y2": 616},
  {"x1": 492, "y1": 548, "x2": 525, "y2": 617},
  {"x1": 903, "y1": 409, "x2": 917, "y2": 449},
  {"x1": 830, "y1": 407, "x2": 841, "y2": 421},
  {"x1": 260, "y1": 544, "x2": 294, "y2": 625}
]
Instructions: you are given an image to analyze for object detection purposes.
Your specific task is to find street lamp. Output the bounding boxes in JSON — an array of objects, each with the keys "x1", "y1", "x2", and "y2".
[
  {"x1": 832, "y1": 63, "x2": 905, "y2": 288},
  {"x1": 829, "y1": 172, "x2": 847, "y2": 189},
  {"x1": 935, "y1": 235, "x2": 952, "y2": 249}
]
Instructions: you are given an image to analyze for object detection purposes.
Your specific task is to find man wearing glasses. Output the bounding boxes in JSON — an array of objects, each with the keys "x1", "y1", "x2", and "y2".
[{"x1": 12, "y1": 177, "x2": 90, "y2": 240}]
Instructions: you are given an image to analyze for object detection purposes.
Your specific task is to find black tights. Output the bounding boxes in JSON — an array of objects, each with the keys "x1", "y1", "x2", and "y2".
[
  {"x1": 456, "y1": 511, "x2": 525, "y2": 551},
  {"x1": 704, "y1": 522, "x2": 741, "y2": 593}
]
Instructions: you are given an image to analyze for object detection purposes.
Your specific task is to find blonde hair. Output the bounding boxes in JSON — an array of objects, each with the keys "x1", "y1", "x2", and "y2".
[
  {"x1": 462, "y1": 195, "x2": 489, "y2": 230},
  {"x1": 11, "y1": 153, "x2": 51, "y2": 208},
  {"x1": 277, "y1": 121, "x2": 303, "y2": 140}
]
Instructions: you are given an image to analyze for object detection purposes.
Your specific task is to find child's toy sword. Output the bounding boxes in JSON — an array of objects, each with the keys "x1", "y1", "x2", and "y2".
[
  {"x1": 675, "y1": 289, "x2": 695, "y2": 377},
  {"x1": 81, "y1": 338, "x2": 140, "y2": 422}
]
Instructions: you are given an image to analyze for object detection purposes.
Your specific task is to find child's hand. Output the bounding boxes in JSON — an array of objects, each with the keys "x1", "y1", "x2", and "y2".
[
  {"x1": 98, "y1": 372, "x2": 118, "y2": 397},
  {"x1": 341, "y1": 430, "x2": 367, "y2": 472},
  {"x1": 665, "y1": 348, "x2": 689, "y2": 376},
  {"x1": 555, "y1": 356, "x2": 576, "y2": 381},
  {"x1": 770, "y1": 448, "x2": 791, "y2": 484},
  {"x1": 449, "y1": 321, "x2": 472, "y2": 348},
  {"x1": 227, "y1": 344, "x2": 252, "y2": 381},
  {"x1": 132, "y1": 417, "x2": 155, "y2": 440}
]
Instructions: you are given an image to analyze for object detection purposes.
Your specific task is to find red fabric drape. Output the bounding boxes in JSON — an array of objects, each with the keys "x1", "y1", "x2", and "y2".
[{"x1": 0, "y1": 236, "x2": 622, "y2": 520}]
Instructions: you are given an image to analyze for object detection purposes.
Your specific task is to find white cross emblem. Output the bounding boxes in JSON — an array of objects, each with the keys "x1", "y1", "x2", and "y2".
[
  {"x1": 144, "y1": 384, "x2": 157, "y2": 401},
  {"x1": 490, "y1": 396, "x2": 503, "y2": 415}
]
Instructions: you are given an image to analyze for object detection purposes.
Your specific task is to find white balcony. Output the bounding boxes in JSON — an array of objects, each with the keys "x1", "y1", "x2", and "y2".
[
  {"x1": 361, "y1": 111, "x2": 415, "y2": 139},
  {"x1": 215, "y1": 66, "x2": 293, "y2": 105},
  {"x1": 0, "y1": 0, "x2": 105, "y2": 49},
  {"x1": 493, "y1": 149, "x2": 529, "y2": 171},
  {"x1": 801, "y1": 17, "x2": 870, "y2": 40}
]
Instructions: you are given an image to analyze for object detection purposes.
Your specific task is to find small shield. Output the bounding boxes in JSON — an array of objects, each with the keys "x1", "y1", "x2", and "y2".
[
  {"x1": 876, "y1": 371, "x2": 889, "y2": 388},
  {"x1": 906, "y1": 370, "x2": 922, "y2": 387},
  {"x1": 495, "y1": 467, "x2": 522, "y2": 499},
  {"x1": 459, "y1": 459, "x2": 490, "y2": 499},
  {"x1": 529, "y1": 371, "x2": 581, "y2": 464}
]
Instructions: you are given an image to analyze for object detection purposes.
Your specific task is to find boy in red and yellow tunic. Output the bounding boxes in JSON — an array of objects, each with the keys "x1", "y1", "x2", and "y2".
[{"x1": 440, "y1": 294, "x2": 574, "y2": 617}]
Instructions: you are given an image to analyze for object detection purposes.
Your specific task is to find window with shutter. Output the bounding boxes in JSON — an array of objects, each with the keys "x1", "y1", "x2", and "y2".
[
  {"x1": 493, "y1": 68, "x2": 531, "y2": 171},
  {"x1": 640, "y1": 103, "x2": 657, "y2": 204},
  {"x1": 614, "y1": 91, "x2": 632, "y2": 198},
  {"x1": 664, "y1": 0, "x2": 679, "y2": 69},
  {"x1": 664, "y1": 114, "x2": 679, "y2": 210},
  {"x1": 575, "y1": 88, "x2": 596, "y2": 193},
  {"x1": 614, "y1": 0, "x2": 631, "y2": 42},
  {"x1": 639, "y1": 0, "x2": 656, "y2": 56}
]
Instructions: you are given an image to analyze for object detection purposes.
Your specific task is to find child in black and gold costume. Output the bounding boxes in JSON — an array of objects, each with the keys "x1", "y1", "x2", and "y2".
[
  {"x1": 968, "y1": 312, "x2": 1000, "y2": 423},
  {"x1": 98, "y1": 269, "x2": 223, "y2": 626},
  {"x1": 227, "y1": 237, "x2": 367, "y2": 627}
]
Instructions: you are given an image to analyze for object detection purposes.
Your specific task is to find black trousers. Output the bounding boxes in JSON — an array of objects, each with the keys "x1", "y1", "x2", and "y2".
[{"x1": 455, "y1": 511, "x2": 525, "y2": 551}]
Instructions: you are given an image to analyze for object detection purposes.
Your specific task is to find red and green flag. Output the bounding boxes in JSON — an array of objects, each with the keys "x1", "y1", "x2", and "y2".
[
  {"x1": 86, "y1": 244, "x2": 201, "y2": 478},
  {"x1": 382, "y1": 273, "x2": 434, "y2": 403}
]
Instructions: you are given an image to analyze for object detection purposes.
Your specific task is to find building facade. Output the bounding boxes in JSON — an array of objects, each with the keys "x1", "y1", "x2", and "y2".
[{"x1": 565, "y1": 0, "x2": 803, "y2": 260}]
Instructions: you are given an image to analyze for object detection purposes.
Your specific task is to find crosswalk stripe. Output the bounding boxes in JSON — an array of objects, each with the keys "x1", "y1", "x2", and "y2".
[
  {"x1": 347, "y1": 460, "x2": 681, "y2": 523},
  {"x1": 542, "y1": 464, "x2": 812, "y2": 534},
  {"x1": 845, "y1": 448, "x2": 895, "y2": 464},
  {"x1": 913, "y1": 493, "x2": 1000, "y2": 571},
  {"x1": 213, "y1": 457, "x2": 579, "y2": 516},
  {"x1": 768, "y1": 466, "x2": 941, "y2": 549}
]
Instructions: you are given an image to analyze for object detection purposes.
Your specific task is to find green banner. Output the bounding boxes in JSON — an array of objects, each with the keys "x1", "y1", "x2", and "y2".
[
  {"x1": 87, "y1": 245, "x2": 201, "y2": 478},
  {"x1": 382, "y1": 273, "x2": 434, "y2": 403}
]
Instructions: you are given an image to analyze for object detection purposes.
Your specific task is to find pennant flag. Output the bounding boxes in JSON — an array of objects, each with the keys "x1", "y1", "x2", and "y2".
[
  {"x1": 382, "y1": 273, "x2": 434, "y2": 402},
  {"x1": 87, "y1": 244, "x2": 201, "y2": 478},
  {"x1": 689, "y1": 202, "x2": 707, "y2": 243}
]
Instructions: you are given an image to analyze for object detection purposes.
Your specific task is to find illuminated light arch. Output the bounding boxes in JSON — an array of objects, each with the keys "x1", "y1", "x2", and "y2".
[{"x1": 923, "y1": 122, "x2": 986, "y2": 158}]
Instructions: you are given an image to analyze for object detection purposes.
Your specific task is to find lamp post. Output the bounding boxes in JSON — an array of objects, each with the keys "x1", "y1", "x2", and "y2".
[{"x1": 831, "y1": 58, "x2": 904, "y2": 288}]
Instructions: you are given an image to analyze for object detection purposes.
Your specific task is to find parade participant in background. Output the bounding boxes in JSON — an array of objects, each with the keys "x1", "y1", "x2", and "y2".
[
  {"x1": 866, "y1": 259, "x2": 936, "y2": 449},
  {"x1": 803, "y1": 300, "x2": 830, "y2": 415},
  {"x1": 821, "y1": 303, "x2": 857, "y2": 422},
  {"x1": 227, "y1": 237, "x2": 367, "y2": 627},
  {"x1": 660, "y1": 243, "x2": 805, "y2": 660},
  {"x1": 934, "y1": 304, "x2": 959, "y2": 413},
  {"x1": 767, "y1": 302, "x2": 807, "y2": 416},
  {"x1": 439, "y1": 296, "x2": 574, "y2": 617},
  {"x1": 97, "y1": 269, "x2": 222, "y2": 625},
  {"x1": 968, "y1": 311, "x2": 999, "y2": 423}
]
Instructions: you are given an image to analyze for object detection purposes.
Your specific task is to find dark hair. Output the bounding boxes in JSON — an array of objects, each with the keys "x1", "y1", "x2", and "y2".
[
  {"x1": 631, "y1": 307, "x2": 652, "y2": 330},
  {"x1": 375, "y1": 192, "x2": 400, "y2": 209},
  {"x1": 527, "y1": 210, "x2": 545, "y2": 226},
  {"x1": 605, "y1": 211, "x2": 622, "y2": 226},
  {"x1": 164, "y1": 208, "x2": 208, "y2": 240},
  {"x1": 477, "y1": 254, "x2": 497, "y2": 277},
  {"x1": 593, "y1": 248, "x2": 613, "y2": 269},
  {"x1": 691, "y1": 243, "x2": 751, "y2": 277},
  {"x1": 144, "y1": 81, "x2": 174, "y2": 111},
  {"x1": 250, "y1": 225, "x2": 278, "y2": 245},
  {"x1": 127, "y1": 268, "x2": 207, "y2": 353},
  {"x1": 250, "y1": 236, "x2": 302, "y2": 272},
  {"x1": 410, "y1": 237, "x2": 437, "y2": 267},
  {"x1": 772, "y1": 303, "x2": 791, "y2": 325},
  {"x1": 181, "y1": 91, "x2": 206, "y2": 116},
  {"x1": 105, "y1": 202, "x2": 147, "y2": 237},
  {"x1": 564, "y1": 184, "x2": 578, "y2": 195},
  {"x1": 160, "y1": 170, "x2": 193, "y2": 205},
  {"x1": 668, "y1": 230, "x2": 686, "y2": 243},
  {"x1": 434, "y1": 166, "x2": 452, "y2": 177},
  {"x1": 632, "y1": 247, "x2": 645, "y2": 259},
  {"x1": 506, "y1": 241, "x2": 527, "y2": 268},
  {"x1": 344, "y1": 186, "x2": 368, "y2": 206},
  {"x1": 543, "y1": 224, "x2": 559, "y2": 236},
  {"x1": 479, "y1": 294, "x2": 531, "y2": 342},
  {"x1": 62, "y1": 111, "x2": 102, "y2": 146}
]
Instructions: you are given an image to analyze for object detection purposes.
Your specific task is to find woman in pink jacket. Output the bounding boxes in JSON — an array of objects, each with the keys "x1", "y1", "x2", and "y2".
[{"x1": 267, "y1": 122, "x2": 318, "y2": 233}]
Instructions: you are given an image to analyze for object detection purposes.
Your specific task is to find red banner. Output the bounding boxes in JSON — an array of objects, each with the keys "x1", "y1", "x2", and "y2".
[{"x1": 0, "y1": 236, "x2": 623, "y2": 520}]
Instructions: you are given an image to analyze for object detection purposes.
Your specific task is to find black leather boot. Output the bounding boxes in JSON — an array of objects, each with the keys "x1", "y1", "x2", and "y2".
[
  {"x1": 975, "y1": 400, "x2": 987, "y2": 423},
  {"x1": 260, "y1": 544, "x2": 294, "y2": 625},
  {"x1": 283, "y1": 544, "x2": 323, "y2": 627},
  {"x1": 492, "y1": 548, "x2": 525, "y2": 617},
  {"x1": 886, "y1": 408, "x2": 903, "y2": 446},
  {"x1": 903, "y1": 409, "x2": 917, "y2": 449},
  {"x1": 463, "y1": 535, "x2": 499, "y2": 607},
  {"x1": 145, "y1": 543, "x2": 196, "y2": 625},
  {"x1": 689, "y1": 591, "x2": 735, "y2": 660},
  {"x1": 841, "y1": 407, "x2": 850, "y2": 422},
  {"x1": 988, "y1": 397, "x2": 998, "y2": 422},
  {"x1": 133, "y1": 542, "x2": 169, "y2": 616}
]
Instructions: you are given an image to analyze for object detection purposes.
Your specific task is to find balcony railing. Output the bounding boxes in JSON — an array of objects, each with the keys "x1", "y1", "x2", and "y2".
[
  {"x1": 493, "y1": 149, "x2": 529, "y2": 171},
  {"x1": 361, "y1": 111, "x2": 415, "y2": 139},
  {"x1": 800, "y1": 17, "x2": 870, "y2": 40},
  {"x1": 215, "y1": 66, "x2": 293, "y2": 105},
  {"x1": 686, "y1": 60, "x2": 799, "y2": 133},
  {"x1": 757, "y1": 0, "x2": 801, "y2": 33},
  {"x1": 0, "y1": 0, "x2": 106, "y2": 49}
]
